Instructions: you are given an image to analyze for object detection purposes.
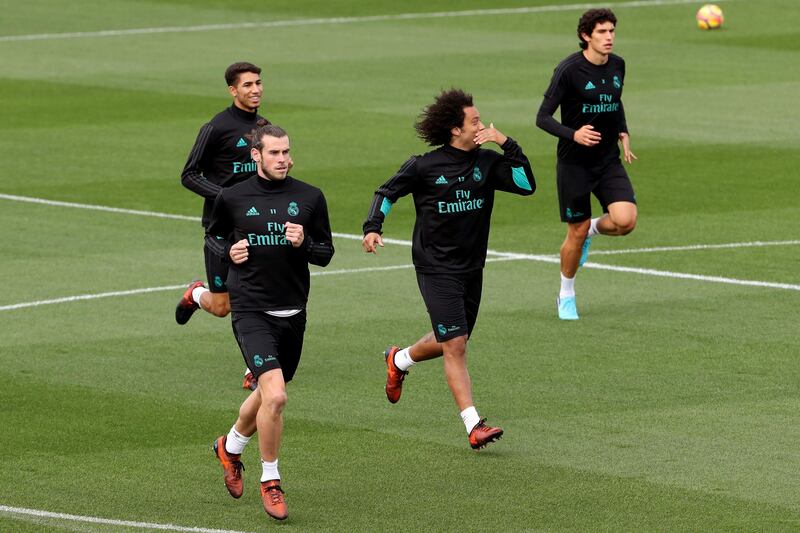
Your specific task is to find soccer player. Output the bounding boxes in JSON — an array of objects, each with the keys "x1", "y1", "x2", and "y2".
[
  {"x1": 175, "y1": 61, "x2": 269, "y2": 389},
  {"x1": 207, "y1": 124, "x2": 334, "y2": 520},
  {"x1": 536, "y1": 8, "x2": 638, "y2": 320},
  {"x1": 362, "y1": 89, "x2": 536, "y2": 450}
]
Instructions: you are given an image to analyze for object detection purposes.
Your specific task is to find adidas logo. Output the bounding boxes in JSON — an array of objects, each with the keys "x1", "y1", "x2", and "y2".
[
  {"x1": 435, "y1": 176, "x2": 448, "y2": 185},
  {"x1": 236, "y1": 137, "x2": 248, "y2": 148},
  {"x1": 584, "y1": 81, "x2": 596, "y2": 90},
  {"x1": 246, "y1": 207, "x2": 260, "y2": 216}
]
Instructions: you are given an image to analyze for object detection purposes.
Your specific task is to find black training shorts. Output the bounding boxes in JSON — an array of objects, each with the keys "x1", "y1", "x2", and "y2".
[
  {"x1": 204, "y1": 240, "x2": 229, "y2": 293},
  {"x1": 556, "y1": 159, "x2": 636, "y2": 223},
  {"x1": 416, "y1": 271, "x2": 483, "y2": 343},
  {"x1": 231, "y1": 310, "x2": 307, "y2": 383}
]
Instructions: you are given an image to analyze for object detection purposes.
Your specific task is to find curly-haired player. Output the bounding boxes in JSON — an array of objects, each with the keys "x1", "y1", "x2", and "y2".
[{"x1": 362, "y1": 89, "x2": 537, "y2": 450}]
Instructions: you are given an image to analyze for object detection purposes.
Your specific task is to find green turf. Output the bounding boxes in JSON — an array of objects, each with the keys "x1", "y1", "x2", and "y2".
[{"x1": 2, "y1": 0, "x2": 799, "y2": 531}]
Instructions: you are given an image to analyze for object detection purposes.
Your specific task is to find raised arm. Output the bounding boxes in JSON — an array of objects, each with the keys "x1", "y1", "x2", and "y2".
[{"x1": 488, "y1": 134, "x2": 536, "y2": 196}]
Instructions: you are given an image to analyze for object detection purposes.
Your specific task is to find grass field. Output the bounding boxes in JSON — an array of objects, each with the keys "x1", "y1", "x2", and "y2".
[{"x1": 2, "y1": 0, "x2": 800, "y2": 530}]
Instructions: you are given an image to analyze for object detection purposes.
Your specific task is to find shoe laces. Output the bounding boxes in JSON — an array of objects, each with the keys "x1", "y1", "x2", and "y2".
[
  {"x1": 265, "y1": 483, "x2": 285, "y2": 503},
  {"x1": 230, "y1": 460, "x2": 244, "y2": 479},
  {"x1": 472, "y1": 418, "x2": 490, "y2": 434}
]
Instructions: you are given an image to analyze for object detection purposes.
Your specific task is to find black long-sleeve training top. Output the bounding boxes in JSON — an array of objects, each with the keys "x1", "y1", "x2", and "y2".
[
  {"x1": 536, "y1": 52, "x2": 628, "y2": 164},
  {"x1": 362, "y1": 137, "x2": 535, "y2": 274},
  {"x1": 205, "y1": 175, "x2": 334, "y2": 312},
  {"x1": 181, "y1": 104, "x2": 269, "y2": 227}
]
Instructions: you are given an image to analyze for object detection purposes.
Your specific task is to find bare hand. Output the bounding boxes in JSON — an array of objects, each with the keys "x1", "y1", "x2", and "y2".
[
  {"x1": 362, "y1": 232, "x2": 384, "y2": 254},
  {"x1": 284, "y1": 221, "x2": 304, "y2": 248},
  {"x1": 473, "y1": 123, "x2": 507, "y2": 147},
  {"x1": 619, "y1": 132, "x2": 637, "y2": 164},
  {"x1": 573, "y1": 125, "x2": 601, "y2": 147},
  {"x1": 229, "y1": 239, "x2": 249, "y2": 264}
]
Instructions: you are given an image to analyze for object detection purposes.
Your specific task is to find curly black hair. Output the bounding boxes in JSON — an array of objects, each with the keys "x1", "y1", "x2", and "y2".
[
  {"x1": 577, "y1": 8, "x2": 617, "y2": 50},
  {"x1": 414, "y1": 89, "x2": 474, "y2": 146}
]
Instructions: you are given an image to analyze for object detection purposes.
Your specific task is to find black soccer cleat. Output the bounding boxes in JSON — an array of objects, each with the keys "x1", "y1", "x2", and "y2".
[{"x1": 175, "y1": 280, "x2": 204, "y2": 325}]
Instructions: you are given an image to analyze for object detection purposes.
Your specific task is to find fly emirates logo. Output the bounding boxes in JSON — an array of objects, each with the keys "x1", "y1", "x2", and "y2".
[
  {"x1": 247, "y1": 222, "x2": 291, "y2": 246},
  {"x1": 437, "y1": 189, "x2": 484, "y2": 214},
  {"x1": 582, "y1": 93, "x2": 619, "y2": 114},
  {"x1": 232, "y1": 159, "x2": 258, "y2": 174}
]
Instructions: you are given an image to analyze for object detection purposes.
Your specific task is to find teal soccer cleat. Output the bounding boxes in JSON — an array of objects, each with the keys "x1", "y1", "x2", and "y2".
[
  {"x1": 579, "y1": 236, "x2": 592, "y2": 267},
  {"x1": 557, "y1": 295, "x2": 579, "y2": 320}
]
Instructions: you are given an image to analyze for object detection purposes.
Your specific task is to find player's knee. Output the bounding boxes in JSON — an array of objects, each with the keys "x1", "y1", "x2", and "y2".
[
  {"x1": 263, "y1": 390, "x2": 287, "y2": 415},
  {"x1": 566, "y1": 221, "x2": 590, "y2": 242},
  {"x1": 442, "y1": 335, "x2": 467, "y2": 357},
  {"x1": 616, "y1": 215, "x2": 637, "y2": 235}
]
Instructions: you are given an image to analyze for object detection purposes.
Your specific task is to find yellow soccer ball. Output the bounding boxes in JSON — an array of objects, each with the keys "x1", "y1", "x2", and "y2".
[{"x1": 696, "y1": 4, "x2": 724, "y2": 30}]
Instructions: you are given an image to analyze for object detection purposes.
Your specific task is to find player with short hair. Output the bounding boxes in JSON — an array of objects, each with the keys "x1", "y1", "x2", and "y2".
[
  {"x1": 536, "y1": 8, "x2": 638, "y2": 320},
  {"x1": 175, "y1": 62, "x2": 269, "y2": 390},
  {"x1": 362, "y1": 89, "x2": 536, "y2": 450},
  {"x1": 207, "y1": 124, "x2": 333, "y2": 520}
]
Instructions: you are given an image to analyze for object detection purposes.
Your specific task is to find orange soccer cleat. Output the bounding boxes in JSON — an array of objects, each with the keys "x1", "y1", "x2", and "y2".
[
  {"x1": 242, "y1": 370, "x2": 257, "y2": 391},
  {"x1": 212, "y1": 435, "x2": 244, "y2": 498},
  {"x1": 468, "y1": 419, "x2": 503, "y2": 450},
  {"x1": 261, "y1": 480, "x2": 288, "y2": 520},
  {"x1": 383, "y1": 346, "x2": 408, "y2": 404}
]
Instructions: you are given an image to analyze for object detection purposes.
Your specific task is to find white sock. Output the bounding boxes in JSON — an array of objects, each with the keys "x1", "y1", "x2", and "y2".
[
  {"x1": 394, "y1": 347, "x2": 416, "y2": 371},
  {"x1": 260, "y1": 459, "x2": 280, "y2": 482},
  {"x1": 587, "y1": 217, "x2": 601, "y2": 238},
  {"x1": 460, "y1": 406, "x2": 480, "y2": 434},
  {"x1": 559, "y1": 273, "x2": 575, "y2": 299},
  {"x1": 192, "y1": 285, "x2": 209, "y2": 305},
  {"x1": 225, "y1": 426, "x2": 251, "y2": 455}
]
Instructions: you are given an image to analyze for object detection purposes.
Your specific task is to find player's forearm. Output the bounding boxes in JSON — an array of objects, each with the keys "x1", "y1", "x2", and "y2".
[
  {"x1": 305, "y1": 237, "x2": 334, "y2": 267},
  {"x1": 500, "y1": 137, "x2": 527, "y2": 164},
  {"x1": 181, "y1": 123, "x2": 220, "y2": 198},
  {"x1": 204, "y1": 233, "x2": 232, "y2": 261},
  {"x1": 535, "y1": 110, "x2": 575, "y2": 141},
  {"x1": 497, "y1": 139, "x2": 536, "y2": 196},
  {"x1": 362, "y1": 193, "x2": 392, "y2": 235},
  {"x1": 618, "y1": 102, "x2": 629, "y2": 134},
  {"x1": 181, "y1": 171, "x2": 222, "y2": 199}
]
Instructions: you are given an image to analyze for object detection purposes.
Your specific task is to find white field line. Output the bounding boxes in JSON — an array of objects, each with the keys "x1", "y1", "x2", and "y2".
[
  {"x1": 586, "y1": 240, "x2": 800, "y2": 256},
  {"x1": 4, "y1": 193, "x2": 795, "y2": 259},
  {"x1": 0, "y1": 258, "x2": 523, "y2": 312},
  {"x1": 583, "y1": 262, "x2": 800, "y2": 291},
  {"x1": 0, "y1": 0, "x2": 713, "y2": 43},
  {"x1": 3, "y1": 191, "x2": 797, "y2": 258},
  {"x1": 0, "y1": 504, "x2": 253, "y2": 533},
  {"x1": 0, "y1": 193, "x2": 198, "y2": 221},
  {"x1": 488, "y1": 251, "x2": 800, "y2": 291},
  {"x1": 0, "y1": 284, "x2": 185, "y2": 311},
  {"x1": 1, "y1": 192, "x2": 798, "y2": 313}
]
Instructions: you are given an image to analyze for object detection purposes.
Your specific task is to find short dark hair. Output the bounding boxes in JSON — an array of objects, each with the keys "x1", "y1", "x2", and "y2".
[
  {"x1": 225, "y1": 62, "x2": 261, "y2": 86},
  {"x1": 250, "y1": 124, "x2": 288, "y2": 151},
  {"x1": 577, "y1": 8, "x2": 617, "y2": 49},
  {"x1": 414, "y1": 89, "x2": 474, "y2": 146}
]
